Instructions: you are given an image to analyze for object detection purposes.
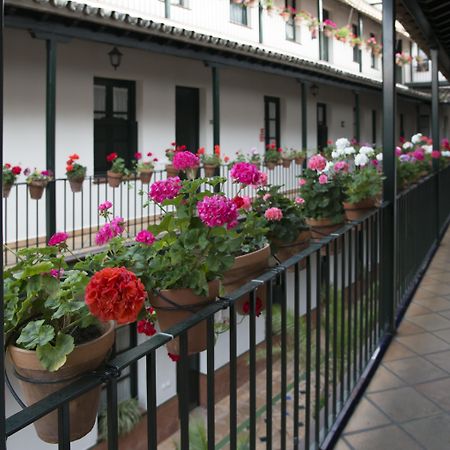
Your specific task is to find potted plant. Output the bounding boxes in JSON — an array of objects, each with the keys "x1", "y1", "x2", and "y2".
[
  {"x1": 264, "y1": 0, "x2": 275, "y2": 16},
  {"x1": 335, "y1": 26, "x2": 351, "y2": 43},
  {"x1": 294, "y1": 9, "x2": 307, "y2": 25},
  {"x1": 134, "y1": 151, "x2": 158, "y2": 184},
  {"x1": 106, "y1": 152, "x2": 127, "y2": 188},
  {"x1": 396, "y1": 51, "x2": 412, "y2": 66},
  {"x1": 366, "y1": 36, "x2": 382, "y2": 56},
  {"x1": 292, "y1": 149, "x2": 306, "y2": 165},
  {"x1": 4, "y1": 232, "x2": 145, "y2": 443},
  {"x1": 172, "y1": 150, "x2": 200, "y2": 180},
  {"x1": 299, "y1": 154, "x2": 344, "y2": 238},
  {"x1": 350, "y1": 34, "x2": 363, "y2": 48},
  {"x1": 198, "y1": 145, "x2": 221, "y2": 177},
  {"x1": 245, "y1": 0, "x2": 259, "y2": 6},
  {"x1": 65, "y1": 153, "x2": 86, "y2": 193},
  {"x1": 264, "y1": 144, "x2": 282, "y2": 170},
  {"x1": 322, "y1": 19, "x2": 337, "y2": 37},
  {"x1": 253, "y1": 184, "x2": 310, "y2": 267},
  {"x1": 281, "y1": 148, "x2": 294, "y2": 168},
  {"x1": 26, "y1": 168, "x2": 53, "y2": 200},
  {"x1": 165, "y1": 142, "x2": 185, "y2": 177},
  {"x1": 248, "y1": 148, "x2": 262, "y2": 169},
  {"x1": 2, "y1": 163, "x2": 21, "y2": 198},
  {"x1": 279, "y1": 7, "x2": 293, "y2": 22},
  {"x1": 306, "y1": 14, "x2": 319, "y2": 39}
]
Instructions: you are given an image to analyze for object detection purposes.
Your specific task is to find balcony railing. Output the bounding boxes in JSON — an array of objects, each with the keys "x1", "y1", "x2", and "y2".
[{"x1": 4, "y1": 167, "x2": 450, "y2": 450}]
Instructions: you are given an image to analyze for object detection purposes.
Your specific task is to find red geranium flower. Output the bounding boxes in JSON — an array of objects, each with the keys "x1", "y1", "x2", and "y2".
[
  {"x1": 11, "y1": 166, "x2": 21, "y2": 175},
  {"x1": 232, "y1": 196, "x2": 245, "y2": 209},
  {"x1": 66, "y1": 165, "x2": 74, "y2": 172},
  {"x1": 4, "y1": 163, "x2": 11, "y2": 169},
  {"x1": 134, "y1": 152, "x2": 142, "y2": 160},
  {"x1": 168, "y1": 352, "x2": 181, "y2": 362},
  {"x1": 137, "y1": 319, "x2": 157, "y2": 336},
  {"x1": 69, "y1": 153, "x2": 80, "y2": 160},
  {"x1": 197, "y1": 147, "x2": 205, "y2": 155},
  {"x1": 242, "y1": 297, "x2": 264, "y2": 316},
  {"x1": 106, "y1": 152, "x2": 118, "y2": 162},
  {"x1": 214, "y1": 145, "x2": 221, "y2": 155},
  {"x1": 85, "y1": 267, "x2": 146, "y2": 324}
]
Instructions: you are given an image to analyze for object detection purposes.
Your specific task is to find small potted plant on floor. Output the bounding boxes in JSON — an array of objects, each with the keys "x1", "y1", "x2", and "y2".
[
  {"x1": 65, "y1": 153, "x2": 87, "y2": 193},
  {"x1": 264, "y1": 144, "x2": 282, "y2": 170},
  {"x1": 134, "y1": 151, "x2": 158, "y2": 184},
  {"x1": 106, "y1": 152, "x2": 127, "y2": 188},
  {"x1": 198, "y1": 145, "x2": 221, "y2": 177},
  {"x1": 2, "y1": 163, "x2": 21, "y2": 198},
  {"x1": 26, "y1": 168, "x2": 53, "y2": 200}
]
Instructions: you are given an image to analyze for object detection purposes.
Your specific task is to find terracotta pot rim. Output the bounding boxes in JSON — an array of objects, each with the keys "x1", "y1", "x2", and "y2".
[
  {"x1": 306, "y1": 216, "x2": 344, "y2": 227},
  {"x1": 29, "y1": 180, "x2": 48, "y2": 186},
  {"x1": 139, "y1": 169, "x2": 154, "y2": 173},
  {"x1": 343, "y1": 197, "x2": 376, "y2": 210},
  {"x1": 153, "y1": 279, "x2": 220, "y2": 297},
  {"x1": 274, "y1": 230, "x2": 312, "y2": 249},
  {"x1": 107, "y1": 171, "x2": 123, "y2": 178}
]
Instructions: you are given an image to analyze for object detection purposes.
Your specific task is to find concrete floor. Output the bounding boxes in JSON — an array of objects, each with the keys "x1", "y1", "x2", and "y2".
[{"x1": 336, "y1": 229, "x2": 450, "y2": 450}]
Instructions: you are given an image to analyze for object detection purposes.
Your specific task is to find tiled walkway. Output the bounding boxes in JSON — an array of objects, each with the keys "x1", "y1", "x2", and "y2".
[{"x1": 336, "y1": 229, "x2": 450, "y2": 450}]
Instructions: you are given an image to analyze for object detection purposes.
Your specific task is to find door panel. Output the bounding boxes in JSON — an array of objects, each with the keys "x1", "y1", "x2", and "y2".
[{"x1": 176, "y1": 86, "x2": 199, "y2": 152}]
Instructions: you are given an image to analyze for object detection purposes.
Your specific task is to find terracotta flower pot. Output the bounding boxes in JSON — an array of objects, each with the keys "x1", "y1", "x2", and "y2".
[
  {"x1": 139, "y1": 170, "x2": 154, "y2": 184},
  {"x1": 273, "y1": 230, "x2": 311, "y2": 270},
  {"x1": 280, "y1": 12, "x2": 290, "y2": 22},
  {"x1": 295, "y1": 157, "x2": 305, "y2": 165},
  {"x1": 8, "y1": 322, "x2": 115, "y2": 444},
  {"x1": 282, "y1": 158, "x2": 293, "y2": 168},
  {"x1": 306, "y1": 217, "x2": 344, "y2": 240},
  {"x1": 203, "y1": 164, "x2": 218, "y2": 178},
  {"x1": 107, "y1": 171, "x2": 123, "y2": 188},
  {"x1": 165, "y1": 164, "x2": 179, "y2": 178},
  {"x1": 343, "y1": 198, "x2": 377, "y2": 221},
  {"x1": 149, "y1": 280, "x2": 220, "y2": 355},
  {"x1": 28, "y1": 180, "x2": 48, "y2": 200},
  {"x1": 223, "y1": 245, "x2": 271, "y2": 315},
  {"x1": 68, "y1": 177, "x2": 84, "y2": 193},
  {"x1": 323, "y1": 29, "x2": 334, "y2": 38},
  {"x1": 265, "y1": 162, "x2": 277, "y2": 170},
  {"x1": 3, "y1": 182, "x2": 13, "y2": 199}
]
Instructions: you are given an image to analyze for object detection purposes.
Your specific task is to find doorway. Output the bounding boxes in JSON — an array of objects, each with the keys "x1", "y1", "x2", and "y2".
[
  {"x1": 175, "y1": 86, "x2": 200, "y2": 152},
  {"x1": 317, "y1": 103, "x2": 328, "y2": 151}
]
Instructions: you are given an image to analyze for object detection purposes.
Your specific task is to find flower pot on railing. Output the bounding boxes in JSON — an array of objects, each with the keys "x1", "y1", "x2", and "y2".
[
  {"x1": 139, "y1": 170, "x2": 154, "y2": 184},
  {"x1": 295, "y1": 156, "x2": 305, "y2": 166},
  {"x1": 3, "y1": 182, "x2": 13, "y2": 199},
  {"x1": 306, "y1": 216, "x2": 344, "y2": 240},
  {"x1": 343, "y1": 198, "x2": 376, "y2": 221},
  {"x1": 203, "y1": 164, "x2": 218, "y2": 178},
  {"x1": 8, "y1": 321, "x2": 115, "y2": 444},
  {"x1": 68, "y1": 176, "x2": 85, "y2": 193},
  {"x1": 282, "y1": 158, "x2": 293, "y2": 168},
  {"x1": 323, "y1": 28, "x2": 334, "y2": 38},
  {"x1": 280, "y1": 11, "x2": 290, "y2": 22},
  {"x1": 107, "y1": 171, "x2": 123, "y2": 188},
  {"x1": 28, "y1": 180, "x2": 48, "y2": 200},
  {"x1": 223, "y1": 244, "x2": 271, "y2": 316},
  {"x1": 165, "y1": 164, "x2": 179, "y2": 178},
  {"x1": 149, "y1": 280, "x2": 219, "y2": 355},
  {"x1": 272, "y1": 230, "x2": 311, "y2": 270},
  {"x1": 265, "y1": 162, "x2": 277, "y2": 171}
]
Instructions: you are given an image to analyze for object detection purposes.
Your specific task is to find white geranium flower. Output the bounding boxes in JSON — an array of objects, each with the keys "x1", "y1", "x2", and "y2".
[
  {"x1": 354, "y1": 153, "x2": 369, "y2": 167},
  {"x1": 442, "y1": 150, "x2": 450, "y2": 158},
  {"x1": 337, "y1": 148, "x2": 346, "y2": 156},
  {"x1": 325, "y1": 161, "x2": 334, "y2": 171},
  {"x1": 402, "y1": 141, "x2": 413, "y2": 150},
  {"x1": 331, "y1": 151, "x2": 339, "y2": 159},
  {"x1": 336, "y1": 138, "x2": 350, "y2": 150},
  {"x1": 344, "y1": 146, "x2": 356, "y2": 155},
  {"x1": 423, "y1": 145, "x2": 433, "y2": 154},
  {"x1": 411, "y1": 133, "x2": 422, "y2": 144},
  {"x1": 376, "y1": 153, "x2": 383, "y2": 161},
  {"x1": 359, "y1": 146, "x2": 374, "y2": 156}
]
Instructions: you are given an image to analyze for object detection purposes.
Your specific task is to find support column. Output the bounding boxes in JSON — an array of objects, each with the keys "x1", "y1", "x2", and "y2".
[
  {"x1": 354, "y1": 92, "x2": 360, "y2": 143},
  {"x1": 301, "y1": 82, "x2": 307, "y2": 152},
  {"x1": 431, "y1": 48, "x2": 440, "y2": 235},
  {"x1": 46, "y1": 39, "x2": 57, "y2": 242},
  {"x1": 212, "y1": 66, "x2": 220, "y2": 148},
  {"x1": 258, "y1": 1, "x2": 263, "y2": 44},
  {"x1": 358, "y1": 13, "x2": 363, "y2": 72},
  {"x1": 381, "y1": 0, "x2": 396, "y2": 335},
  {"x1": 165, "y1": 0, "x2": 171, "y2": 19},
  {"x1": 317, "y1": 0, "x2": 324, "y2": 60}
]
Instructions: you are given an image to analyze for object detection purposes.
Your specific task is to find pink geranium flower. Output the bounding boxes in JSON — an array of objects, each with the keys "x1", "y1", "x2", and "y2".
[
  {"x1": 197, "y1": 195, "x2": 238, "y2": 229},
  {"x1": 264, "y1": 207, "x2": 283, "y2": 221},
  {"x1": 149, "y1": 177, "x2": 182, "y2": 203},
  {"x1": 48, "y1": 231, "x2": 69, "y2": 247},
  {"x1": 334, "y1": 161, "x2": 349, "y2": 172},
  {"x1": 318, "y1": 174, "x2": 328, "y2": 184},
  {"x1": 298, "y1": 178, "x2": 307, "y2": 186},
  {"x1": 95, "y1": 217, "x2": 125, "y2": 246},
  {"x1": 431, "y1": 150, "x2": 441, "y2": 159},
  {"x1": 230, "y1": 162, "x2": 261, "y2": 186},
  {"x1": 135, "y1": 230, "x2": 156, "y2": 245},
  {"x1": 172, "y1": 151, "x2": 199, "y2": 171},
  {"x1": 295, "y1": 197, "x2": 305, "y2": 205},
  {"x1": 307, "y1": 154, "x2": 327, "y2": 172},
  {"x1": 98, "y1": 201, "x2": 113, "y2": 211}
]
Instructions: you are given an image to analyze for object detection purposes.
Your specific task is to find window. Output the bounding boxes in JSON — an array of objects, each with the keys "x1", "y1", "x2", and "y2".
[
  {"x1": 264, "y1": 96, "x2": 280, "y2": 147},
  {"x1": 416, "y1": 49, "x2": 430, "y2": 72},
  {"x1": 352, "y1": 24, "x2": 360, "y2": 64},
  {"x1": 230, "y1": 1, "x2": 248, "y2": 26},
  {"x1": 370, "y1": 33, "x2": 377, "y2": 69},
  {"x1": 285, "y1": 0, "x2": 300, "y2": 43},
  {"x1": 372, "y1": 110, "x2": 377, "y2": 145},
  {"x1": 320, "y1": 9, "x2": 330, "y2": 61}
]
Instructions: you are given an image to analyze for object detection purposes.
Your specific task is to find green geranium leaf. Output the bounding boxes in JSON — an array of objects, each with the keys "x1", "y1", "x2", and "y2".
[
  {"x1": 16, "y1": 320, "x2": 55, "y2": 350},
  {"x1": 20, "y1": 262, "x2": 54, "y2": 279},
  {"x1": 36, "y1": 333, "x2": 74, "y2": 372}
]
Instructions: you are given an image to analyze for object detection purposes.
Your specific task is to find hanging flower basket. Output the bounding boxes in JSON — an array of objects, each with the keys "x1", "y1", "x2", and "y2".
[
  {"x1": 68, "y1": 176, "x2": 85, "y2": 193},
  {"x1": 165, "y1": 164, "x2": 179, "y2": 178},
  {"x1": 3, "y1": 182, "x2": 13, "y2": 199},
  {"x1": 139, "y1": 170, "x2": 154, "y2": 184},
  {"x1": 265, "y1": 161, "x2": 277, "y2": 170},
  {"x1": 8, "y1": 321, "x2": 115, "y2": 443},
  {"x1": 107, "y1": 171, "x2": 123, "y2": 188},
  {"x1": 28, "y1": 180, "x2": 48, "y2": 200},
  {"x1": 343, "y1": 197, "x2": 377, "y2": 221},
  {"x1": 295, "y1": 156, "x2": 305, "y2": 165},
  {"x1": 282, "y1": 158, "x2": 293, "y2": 168},
  {"x1": 203, "y1": 164, "x2": 218, "y2": 177}
]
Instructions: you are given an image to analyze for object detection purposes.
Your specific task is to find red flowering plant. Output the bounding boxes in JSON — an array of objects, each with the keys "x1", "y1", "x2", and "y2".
[
  {"x1": 106, "y1": 152, "x2": 128, "y2": 175},
  {"x1": 134, "y1": 152, "x2": 158, "y2": 172},
  {"x1": 65, "y1": 153, "x2": 86, "y2": 181},
  {"x1": 3, "y1": 163, "x2": 21, "y2": 187},
  {"x1": 264, "y1": 143, "x2": 283, "y2": 165},
  {"x1": 165, "y1": 142, "x2": 186, "y2": 162},
  {"x1": 198, "y1": 145, "x2": 222, "y2": 167}
]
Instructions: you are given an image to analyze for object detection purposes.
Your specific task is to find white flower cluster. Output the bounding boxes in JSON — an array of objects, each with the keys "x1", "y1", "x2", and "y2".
[
  {"x1": 411, "y1": 133, "x2": 422, "y2": 144},
  {"x1": 442, "y1": 150, "x2": 450, "y2": 158}
]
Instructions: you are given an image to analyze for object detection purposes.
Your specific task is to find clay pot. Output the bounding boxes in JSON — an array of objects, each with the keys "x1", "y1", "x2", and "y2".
[
  {"x1": 280, "y1": 12, "x2": 290, "y2": 22},
  {"x1": 265, "y1": 162, "x2": 277, "y2": 171},
  {"x1": 68, "y1": 177, "x2": 84, "y2": 193},
  {"x1": 223, "y1": 245, "x2": 271, "y2": 315},
  {"x1": 149, "y1": 280, "x2": 219, "y2": 355},
  {"x1": 28, "y1": 180, "x2": 48, "y2": 200},
  {"x1": 139, "y1": 170, "x2": 154, "y2": 184},
  {"x1": 306, "y1": 217, "x2": 344, "y2": 240},
  {"x1": 295, "y1": 157, "x2": 305, "y2": 166},
  {"x1": 273, "y1": 230, "x2": 311, "y2": 270},
  {"x1": 323, "y1": 29, "x2": 334, "y2": 38},
  {"x1": 203, "y1": 164, "x2": 218, "y2": 178},
  {"x1": 3, "y1": 182, "x2": 13, "y2": 198},
  {"x1": 107, "y1": 171, "x2": 123, "y2": 188},
  {"x1": 8, "y1": 322, "x2": 115, "y2": 443},
  {"x1": 282, "y1": 158, "x2": 293, "y2": 168},
  {"x1": 165, "y1": 164, "x2": 179, "y2": 178},
  {"x1": 343, "y1": 198, "x2": 377, "y2": 221}
]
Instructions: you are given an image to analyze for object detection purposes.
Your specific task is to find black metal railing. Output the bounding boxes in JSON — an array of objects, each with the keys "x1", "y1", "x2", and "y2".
[
  {"x1": 2, "y1": 162, "x2": 301, "y2": 265},
  {"x1": 3, "y1": 169, "x2": 450, "y2": 450}
]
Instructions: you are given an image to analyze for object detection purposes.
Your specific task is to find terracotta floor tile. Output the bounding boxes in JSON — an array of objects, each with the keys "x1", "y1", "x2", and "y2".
[
  {"x1": 397, "y1": 332, "x2": 449, "y2": 355},
  {"x1": 401, "y1": 414, "x2": 450, "y2": 450},
  {"x1": 425, "y1": 350, "x2": 450, "y2": 374},
  {"x1": 403, "y1": 302, "x2": 432, "y2": 316},
  {"x1": 383, "y1": 339, "x2": 416, "y2": 360},
  {"x1": 407, "y1": 313, "x2": 450, "y2": 331},
  {"x1": 384, "y1": 356, "x2": 447, "y2": 385},
  {"x1": 366, "y1": 366, "x2": 405, "y2": 392},
  {"x1": 416, "y1": 378, "x2": 450, "y2": 411},
  {"x1": 413, "y1": 296, "x2": 450, "y2": 312},
  {"x1": 343, "y1": 398, "x2": 391, "y2": 433}
]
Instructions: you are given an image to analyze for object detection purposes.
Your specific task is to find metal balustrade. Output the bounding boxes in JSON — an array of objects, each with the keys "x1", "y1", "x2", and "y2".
[{"x1": 3, "y1": 169, "x2": 450, "y2": 450}]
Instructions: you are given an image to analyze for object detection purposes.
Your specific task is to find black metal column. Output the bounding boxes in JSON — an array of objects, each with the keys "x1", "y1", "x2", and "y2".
[
  {"x1": 212, "y1": 66, "x2": 220, "y2": 148},
  {"x1": 354, "y1": 92, "x2": 360, "y2": 143},
  {"x1": 165, "y1": 0, "x2": 171, "y2": 19},
  {"x1": 431, "y1": 48, "x2": 440, "y2": 235},
  {"x1": 0, "y1": 1, "x2": 6, "y2": 449},
  {"x1": 258, "y1": 1, "x2": 263, "y2": 44},
  {"x1": 381, "y1": 0, "x2": 396, "y2": 334},
  {"x1": 46, "y1": 39, "x2": 56, "y2": 245},
  {"x1": 301, "y1": 82, "x2": 307, "y2": 151}
]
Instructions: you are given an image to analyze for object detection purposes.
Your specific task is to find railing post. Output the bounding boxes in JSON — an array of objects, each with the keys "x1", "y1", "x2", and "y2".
[
  {"x1": 46, "y1": 38, "x2": 57, "y2": 242},
  {"x1": 431, "y1": 48, "x2": 440, "y2": 236},
  {"x1": 0, "y1": 1, "x2": 6, "y2": 449},
  {"x1": 381, "y1": 0, "x2": 396, "y2": 335}
]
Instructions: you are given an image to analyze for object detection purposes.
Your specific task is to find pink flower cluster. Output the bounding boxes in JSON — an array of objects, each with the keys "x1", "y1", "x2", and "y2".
[
  {"x1": 298, "y1": 178, "x2": 307, "y2": 186},
  {"x1": 334, "y1": 161, "x2": 349, "y2": 172},
  {"x1": 172, "y1": 151, "x2": 200, "y2": 171},
  {"x1": 50, "y1": 268, "x2": 64, "y2": 278},
  {"x1": 431, "y1": 150, "x2": 441, "y2": 159},
  {"x1": 307, "y1": 154, "x2": 327, "y2": 172},
  {"x1": 295, "y1": 197, "x2": 305, "y2": 205},
  {"x1": 318, "y1": 174, "x2": 328, "y2": 185},
  {"x1": 95, "y1": 217, "x2": 125, "y2": 246},
  {"x1": 197, "y1": 195, "x2": 238, "y2": 229},
  {"x1": 48, "y1": 231, "x2": 69, "y2": 247},
  {"x1": 412, "y1": 150, "x2": 425, "y2": 161},
  {"x1": 149, "y1": 177, "x2": 182, "y2": 203},
  {"x1": 264, "y1": 207, "x2": 283, "y2": 221},
  {"x1": 230, "y1": 162, "x2": 262, "y2": 186},
  {"x1": 135, "y1": 229, "x2": 156, "y2": 245},
  {"x1": 98, "y1": 201, "x2": 113, "y2": 211}
]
